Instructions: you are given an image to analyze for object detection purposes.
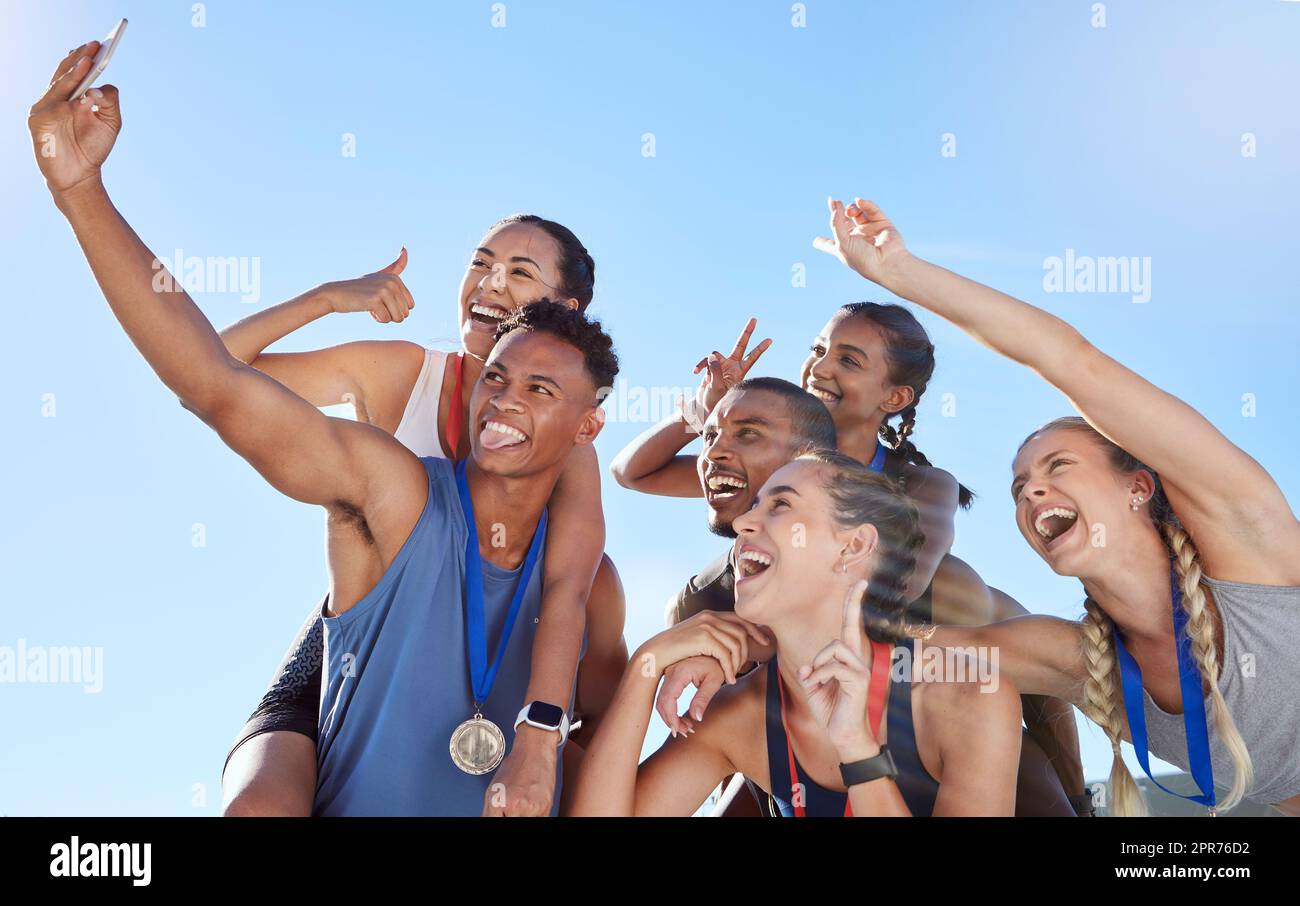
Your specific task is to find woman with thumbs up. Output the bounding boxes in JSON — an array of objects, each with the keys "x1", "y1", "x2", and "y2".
[{"x1": 214, "y1": 217, "x2": 630, "y2": 817}]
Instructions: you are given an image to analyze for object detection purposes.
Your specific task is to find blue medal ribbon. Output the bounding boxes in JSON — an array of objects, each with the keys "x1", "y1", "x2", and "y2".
[
  {"x1": 1112, "y1": 567, "x2": 1217, "y2": 810},
  {"x1": 868, "y1": 441, "x2": 887, "y2": 473},
  {"x1": 454, "y1": 459, "x2": 548, "y2": 709}
]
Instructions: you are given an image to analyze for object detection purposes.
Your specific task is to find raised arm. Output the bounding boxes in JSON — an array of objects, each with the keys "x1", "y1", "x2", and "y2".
[
  {"x1": 29, "y1": 49, "x2": 425, "y2": 536},
  {"x1": 816, "y1": 197, "x2": 1300, "y2": 577},
  {"x1": 217, "y1": 253, "x2": 426, "y2": 429},
  {"x1": 609, "y1": 317, "x2": 770, "y2": 497}
]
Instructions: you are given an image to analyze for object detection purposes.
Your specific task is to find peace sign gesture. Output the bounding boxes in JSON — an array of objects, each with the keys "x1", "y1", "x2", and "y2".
[
  {"x1": 797, "y1": 580, "x2": 881, "y2": 759},
  {"x1": 813, "y1": 197, "x2": 910, "y2": 287},
  {"x1": 692, "y1": 317, "x2": 773, "y2": 415}
]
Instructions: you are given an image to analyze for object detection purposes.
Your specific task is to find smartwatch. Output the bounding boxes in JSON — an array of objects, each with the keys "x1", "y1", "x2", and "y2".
[
  {"x1": 514, "y1": 701, "x2": 570, "y2": 744},
  {"x1": 679, "y1": 397, "x2": 708, "y2": 435},
  {"x1": 839, "y1": 746, "x2": 898, "y2": 787}
]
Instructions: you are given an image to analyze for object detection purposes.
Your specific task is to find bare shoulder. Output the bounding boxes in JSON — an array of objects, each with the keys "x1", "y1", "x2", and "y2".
[
  {"x1": 900, "y1": 460, "x2": 959, "y2": 505},
  {"x1": 691, "y1": 665, "x2": 769, "y2": 777},
  {"x1": 912, "y1": 649, "x2": 1023, "y2": 761}
]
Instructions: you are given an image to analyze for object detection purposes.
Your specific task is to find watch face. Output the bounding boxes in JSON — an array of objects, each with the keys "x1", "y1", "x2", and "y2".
[{"x1": 528, "y1": 701, "x2": 564, "y2": 728}]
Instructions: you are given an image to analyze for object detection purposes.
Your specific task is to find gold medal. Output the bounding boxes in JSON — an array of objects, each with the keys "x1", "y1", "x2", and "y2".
[{"x1": 449, "y1": 712, "x2": 505, "y2": 775}]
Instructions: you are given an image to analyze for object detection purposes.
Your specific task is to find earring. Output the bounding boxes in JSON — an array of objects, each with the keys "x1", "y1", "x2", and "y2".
[{"x1": 1130, "y1": 497, "x2": 1143, "y2": 511}]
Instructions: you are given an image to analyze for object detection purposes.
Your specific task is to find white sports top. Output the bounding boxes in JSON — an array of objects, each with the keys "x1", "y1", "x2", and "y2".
[{"x1": 392, "y1": 347, "x2": 452, "y2": 458}]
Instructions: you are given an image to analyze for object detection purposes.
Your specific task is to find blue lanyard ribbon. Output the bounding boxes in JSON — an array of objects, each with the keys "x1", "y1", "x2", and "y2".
[
  {"x1": 1112, "y1": 568, "x2": 1217, "y2": 809},
  {"x1": 454, "y1": 459, "x2": 548, "y2": 708},
  {"x1": 868, "y1": 441, "x2": 887, "y2": 473}
]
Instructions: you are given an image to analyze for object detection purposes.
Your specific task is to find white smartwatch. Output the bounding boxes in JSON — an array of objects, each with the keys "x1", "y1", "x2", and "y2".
[
  {"x1": 679, "y1": 396, "x2": 708, "y2": 435},
  {"x1": 514, "y1": 701, "x2": 570, "y2": 744}
]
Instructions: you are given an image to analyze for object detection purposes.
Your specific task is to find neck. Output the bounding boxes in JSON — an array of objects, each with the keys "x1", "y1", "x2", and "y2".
[
  {"x1": 771, "y1": 580, "x2": 871, "y2": 715},
  {"x1": 1080, "y1": 526, "x2": 1175, "y2": 645},
  {"x1": 464, "y1": 458, "x2": 556, "y2": 568},
  {"x1": 835, "y1": 414, "x2": 885, "y2": 465}
]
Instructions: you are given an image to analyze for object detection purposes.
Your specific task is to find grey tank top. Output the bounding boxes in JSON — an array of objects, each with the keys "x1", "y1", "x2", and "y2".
[{"x1": 1140, "y1": 575, "x2": 1300, "y2": 804}]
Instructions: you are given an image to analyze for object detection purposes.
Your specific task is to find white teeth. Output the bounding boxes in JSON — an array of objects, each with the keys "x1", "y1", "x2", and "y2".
[
  {"x1": 1034, "y1": 506, "x2": 1079, "y2": 538},
  {"x1": 484, "y1": 420, "x2": 527, "y2": 442},
  {"x1": 707, "y1": 475, "x2": 747, "y2": 492},
  {"x1": 471, "y1": 303, "x2": 509, "y2": 320},
  {"x1": 810, "y1": 387, "x2": 838, "y2": 403},
  {"x1": 739, "y1": 549, "x2": 772, "y2": 566}
]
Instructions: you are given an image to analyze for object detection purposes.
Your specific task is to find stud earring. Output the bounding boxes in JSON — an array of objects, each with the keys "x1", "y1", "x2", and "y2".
[{"x1": 1130, "y1": 497, "x2": 1143, "y2": 511}]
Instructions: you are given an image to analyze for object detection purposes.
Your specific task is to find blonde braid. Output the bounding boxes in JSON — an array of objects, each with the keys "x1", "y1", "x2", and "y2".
[
  {"x1": 1080, "y1": 600, "x2": 1148, "y2": 816},
  {"x1": 1164, "y1": 523, "x2": 1254, "y2": 810}
]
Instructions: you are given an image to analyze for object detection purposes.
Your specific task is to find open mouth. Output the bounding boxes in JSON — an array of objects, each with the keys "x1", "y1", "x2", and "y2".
[
  {"x1": 736, "y1": 546, "x2": 773, "y2": 580},
  {"x1": 704, "y1": 472, "x2": 748, "y2": 504},
  {"x1": 468, "y1": 301, "x2": 511, "y2": 328},
  {"x1": 806, "y1": 383, "x2": 841, "y2": 405},
  {"x1": 1033, "y1": 506, "x2": 1079, "y2": 550},
  {"x1": 479, "y1": 419, "x2": 529, "y2": 451}
]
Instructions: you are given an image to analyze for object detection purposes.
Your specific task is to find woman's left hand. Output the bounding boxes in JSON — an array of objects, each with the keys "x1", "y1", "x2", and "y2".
[{"x1": 797, "y1": 581, "x2": 880, "y2": 759}]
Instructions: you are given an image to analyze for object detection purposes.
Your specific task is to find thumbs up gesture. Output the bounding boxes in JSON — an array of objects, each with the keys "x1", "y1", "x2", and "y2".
[{"x1": 321, "y1": 248, "x2": 415, "y2": 324}]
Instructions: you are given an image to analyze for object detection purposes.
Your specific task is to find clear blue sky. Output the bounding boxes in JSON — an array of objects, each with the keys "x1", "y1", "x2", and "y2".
[{"x1": 3, "y1": 1, "x2": 1297, "y2": 815}]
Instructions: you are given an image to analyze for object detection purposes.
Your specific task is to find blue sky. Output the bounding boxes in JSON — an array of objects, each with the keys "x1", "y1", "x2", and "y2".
[{"x1": 2, "y1": 1, "x2": 1297, "y2": 815}]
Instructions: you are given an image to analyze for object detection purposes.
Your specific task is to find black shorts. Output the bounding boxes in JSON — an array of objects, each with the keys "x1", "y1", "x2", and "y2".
[{"x1": 222, "y1": 598, "x2": 325, "y2": 776}]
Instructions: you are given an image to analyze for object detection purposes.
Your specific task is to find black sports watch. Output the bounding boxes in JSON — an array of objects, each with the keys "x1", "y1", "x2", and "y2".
[{"x1": 839, "y1": 746, "x2": 898, "y2": 787}]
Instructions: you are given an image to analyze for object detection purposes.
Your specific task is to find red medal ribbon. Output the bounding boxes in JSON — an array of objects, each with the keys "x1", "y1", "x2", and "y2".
[
  {"x1": 445, "y1": 352, "x2": 465, "y2": 458},
  {"x1": 775, "y1": 638, "x2": 892, "y2": 818}
]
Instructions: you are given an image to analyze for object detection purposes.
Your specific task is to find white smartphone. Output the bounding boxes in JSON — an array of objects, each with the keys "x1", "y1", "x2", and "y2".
[{"x1": 71, "y1": 18, "x2": 128, "y2": 101}]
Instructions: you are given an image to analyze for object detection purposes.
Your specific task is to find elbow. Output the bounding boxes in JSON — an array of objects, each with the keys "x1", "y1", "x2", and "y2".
[{"x1": 608, "y1": 456, "x2": 637, "y2": 490}]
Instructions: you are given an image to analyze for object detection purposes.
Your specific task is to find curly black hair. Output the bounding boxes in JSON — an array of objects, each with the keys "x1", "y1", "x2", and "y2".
[{"x1": 494, "y1": 300, "x2": 619, "y2": 403}]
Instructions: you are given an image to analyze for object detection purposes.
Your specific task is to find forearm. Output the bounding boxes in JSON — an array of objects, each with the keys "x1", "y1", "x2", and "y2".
[
  {"x1": 569, "y1": 654, "x2": 660, "y2": 816},
  {"x1": 524, "y1": 584, "x2": 587, "y2": 716},
  {"x1": 1022, "y1": 694, "x2": 1085, "y2": 796},
  {"x1": 839, "y1": 737, "x2": 912, "y2": 817},
  {"x1": 55, "y1": 178, "x2": 239, "y2": 409},
  {"x1": 881, "y1": 253, "x2": 1089, "y2": 386},
  {"x1": 219, "y1": 288, "x2": 334, "y2": 364},
  {"x1": 610, "y1": 412, "x2": 701, "y2": 495}
]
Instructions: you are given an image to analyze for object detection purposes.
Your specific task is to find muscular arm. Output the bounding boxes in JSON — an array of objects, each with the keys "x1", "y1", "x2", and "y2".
[
  {"x1": 929, "y1": 615, "x2": 1086, "y2": 705},
  {"x1": 987, "y1": 589, "x2": 1085, "y2": 798},
  {"x1": 53, "y1": 180, "x2": 427, "y2": 572},
  {"x1": 880, "y1": 252, "x2": 1300, "y2": 580},
  {"x1": 609, "y1": 412, "x2": 703, "y2": 497}
]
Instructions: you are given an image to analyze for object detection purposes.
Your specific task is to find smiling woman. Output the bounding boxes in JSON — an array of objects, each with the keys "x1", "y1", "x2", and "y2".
[
  {"x1": 816, "y1": 194, "x2": 1300, "y2": 815},
  {"x1": 215, "y1": 212, "x2": 629, "y2": 818}
]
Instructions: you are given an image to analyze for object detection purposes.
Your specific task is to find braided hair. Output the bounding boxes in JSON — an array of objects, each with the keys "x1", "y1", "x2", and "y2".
[
  {"x1": 838, "y1": 303, "x2": 974, "y2": 508},
  {"x1": 1026, "y1": 417, "x2": 1254, "y2": 814},
  {"x1": 796, "y1": 448, "x2": 927, "y2": 643}
]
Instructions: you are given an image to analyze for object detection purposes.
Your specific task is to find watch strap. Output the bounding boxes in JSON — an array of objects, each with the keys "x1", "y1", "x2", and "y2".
[{"x1": 839, "y1": 746, "x2": 897, "y2": 787}]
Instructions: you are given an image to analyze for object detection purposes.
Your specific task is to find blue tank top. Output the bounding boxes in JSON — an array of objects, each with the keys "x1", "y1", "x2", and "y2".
[
  {"x1": 764, "y1": 639, "x2": 940, "y2": 817},
  {"x1": 313, "y1": 457, "x2": 561, "y2": 816}
]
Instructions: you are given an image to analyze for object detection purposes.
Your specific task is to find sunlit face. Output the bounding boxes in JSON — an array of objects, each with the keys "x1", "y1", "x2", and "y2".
[
  {"x1": 800, "y1": 312, "x2": 902, "y2": 433},
  {"x1": 1010, "y1": 428, "x2": 1147, "y2": 578},
  {"x1": 458, "y1": 222, "x2": 576, "y2": 359},
  {"x1": 696, "y1": 389, "x2": 802, "y2": 538},
  {"x1": 469, "y1": 330, "x2": 601, "y2": 478},
  {"x1": 729, "y1": 460, "x2": 849, "y2": 623}
]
